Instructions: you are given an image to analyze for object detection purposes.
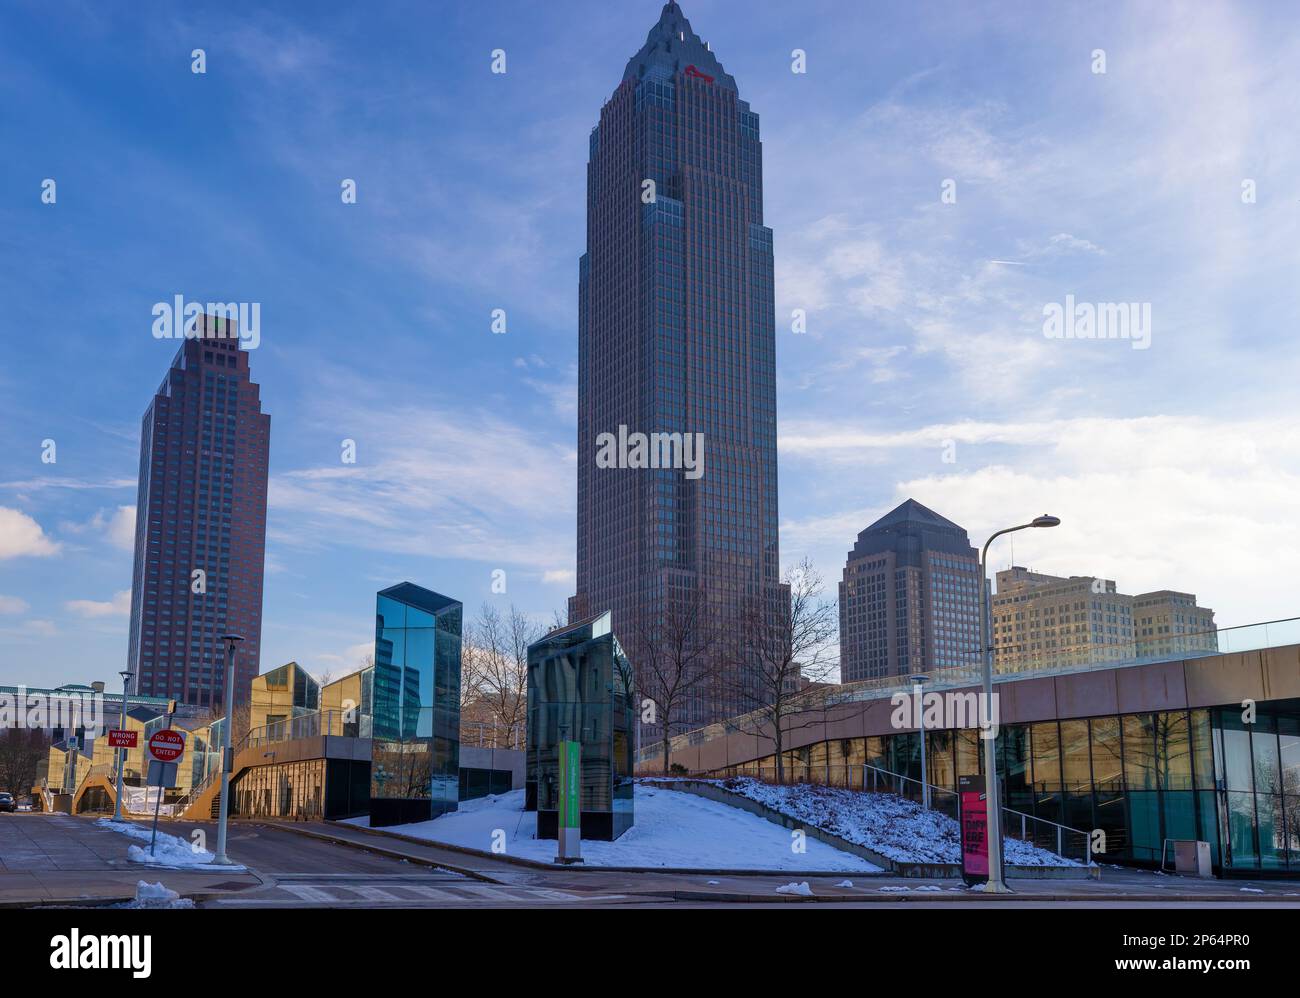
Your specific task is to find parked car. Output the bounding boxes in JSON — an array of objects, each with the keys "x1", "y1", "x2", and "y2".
[{"x1": 0, "y1": 792, "x2": 16, "y2": 813}]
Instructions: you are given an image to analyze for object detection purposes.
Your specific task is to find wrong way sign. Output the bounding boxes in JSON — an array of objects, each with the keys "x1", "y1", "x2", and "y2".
[{"x1": 146, "y1": 728, "x2": 186, "y2": 764}]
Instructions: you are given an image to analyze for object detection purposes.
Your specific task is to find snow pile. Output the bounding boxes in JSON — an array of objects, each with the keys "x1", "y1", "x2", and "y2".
[
  {"x1": 775, "y1": 882, "x2": 813, "y2": 896},
  {"x1": 348, "y1": 786, "x2": 879, "y2": 872},
  {"x1": 664, "y1": 778, "x2": 1078, "y2": 866},
  {"x1": 117, "y1": 881, "x2": 195, "y2": 909},
  {"x1": 96, "y1": 818, "x2": 245, "y2": 871}
]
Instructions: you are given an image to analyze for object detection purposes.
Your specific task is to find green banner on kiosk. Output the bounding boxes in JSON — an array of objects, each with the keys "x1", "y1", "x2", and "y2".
[{"x1": 558, "y1": 740, "x2": 581, "y2": 830}]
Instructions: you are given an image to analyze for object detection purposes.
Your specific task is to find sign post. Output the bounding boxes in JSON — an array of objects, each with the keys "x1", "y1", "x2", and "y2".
[
  {"x1": 555, "y1": 739, "x2": 582, "y2": 865},
  {"x1": 145, "y1": 726, "x2": 185, "y2": 857},
  {"x1": 958, "y1": 774, "x2": 990, "y2": 887}
]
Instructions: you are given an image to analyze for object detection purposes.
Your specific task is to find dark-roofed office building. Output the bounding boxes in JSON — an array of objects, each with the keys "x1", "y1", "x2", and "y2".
[
  {"x1": 839, "y1": 499, "x2": 983, "y2": 682},
  {"x1": 570, "y1": 2, "x2": 784, "y2": 729},
  {"x1": 127, "y1": 313, "x2": 270, "y2": 708}
]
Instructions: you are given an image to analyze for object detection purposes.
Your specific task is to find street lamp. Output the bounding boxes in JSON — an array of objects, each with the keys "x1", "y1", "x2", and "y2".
[
  {"x1": 112, "y1": 670, "x2": 133, "y2": 821},
  {"x1": 979, "y1": 514, "x2": 1060, "y2": 894},
  {"x1": 213, "y1": 633, "x2": 243, "y2": 867},
  {"x1": 910, "y1": 674, "x2": 930, "y2": 810}
]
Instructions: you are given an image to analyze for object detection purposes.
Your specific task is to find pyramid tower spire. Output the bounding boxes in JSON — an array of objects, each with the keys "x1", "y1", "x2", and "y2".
[{"x1": 623, "y1": 1, "x2": 737, "y2": 91}]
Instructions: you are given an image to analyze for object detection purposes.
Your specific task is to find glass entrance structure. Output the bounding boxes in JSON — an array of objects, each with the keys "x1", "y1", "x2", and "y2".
[
  {"x1": 370, "y1": 583, "x2": 462, "y2": 827},
  {"x1": 527, "y1": 611, "x2": 636, "y2": 840},
  {"x1": 720, "y1": 699, "x2": 1300, "y2": 874}
]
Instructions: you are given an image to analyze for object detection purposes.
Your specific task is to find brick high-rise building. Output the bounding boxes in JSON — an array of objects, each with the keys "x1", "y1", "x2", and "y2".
[
  {"x1": 1132, "y1": 590, "x2": 1218, "y2": 659},
  {"x1": 569, "y1": 2, "x2": 783, "y2": 728},
  {"x1": 127, "y1": 314, "x2": 270, "y2": 708},
  {"x1": 991, "y1": 569, "x2": 1217, "y2": 673},
  {"x1": 838, "y1": 500, "x2": 983, "y2": 682}
]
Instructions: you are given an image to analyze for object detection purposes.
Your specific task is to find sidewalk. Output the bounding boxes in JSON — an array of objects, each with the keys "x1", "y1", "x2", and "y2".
[{"x1": 0, "y1": 813, "x2": 260, "y2": 907}]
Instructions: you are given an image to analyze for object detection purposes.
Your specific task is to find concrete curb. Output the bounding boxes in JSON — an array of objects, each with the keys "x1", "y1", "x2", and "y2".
[
  {"x1": 324, "y1": 819, "x2": 885, "y2": 877},
  {"x1": 625, "y1": 888, "x2": 1300, "y2": 904},
  {"x1": 0, "y1": 887, "x2": 254, "y2": 909}
]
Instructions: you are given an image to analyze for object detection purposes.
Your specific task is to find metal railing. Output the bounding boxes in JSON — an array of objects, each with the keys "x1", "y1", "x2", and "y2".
[
  {"x1": 244, "y1": 709, "x2": 371, "y2": 748},
  {"x1": 860, "y1": 764, "x2": 1092, "y2": 865}
]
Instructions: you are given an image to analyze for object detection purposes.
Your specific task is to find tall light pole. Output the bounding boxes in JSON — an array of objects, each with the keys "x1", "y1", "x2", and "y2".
[
  {"x1": 112, "y1": 670, "x2": 133, "y2": 821},
  {"x1": 911, "y1": 674, "x2": 929, "y2": 810},
  {"x1": 979, "y1": 514, "x2": 1060, "y2": 893},
  {"x1": 214, "y1": 633, "x2": 243, "y2": 867}
]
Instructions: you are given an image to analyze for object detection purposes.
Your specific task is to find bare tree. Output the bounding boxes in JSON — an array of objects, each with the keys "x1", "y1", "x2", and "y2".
[
  {"x1": 729, "y1": 557, "x2": 838, "y2": 784},
  {"x1": 636, "y1": 585, "x2": 720, "y2": 773},
  {"x1": 465, "y1": 603, "x2": 539, "y2": 749},
  {"x1": 0, "y1": 728, "x2": 48, "y2": 795}
]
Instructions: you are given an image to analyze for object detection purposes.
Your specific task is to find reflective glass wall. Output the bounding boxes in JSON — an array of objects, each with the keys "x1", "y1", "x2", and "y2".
[
  {"x1": 725, "y1": 697, "x2": 1300, "y2": 873},
  {"x1": 527, "y1": 612, "x2": 635, "y2": 840},
  {"x1": 370, "y1": 583, "x2": 462, "y2": 827}
]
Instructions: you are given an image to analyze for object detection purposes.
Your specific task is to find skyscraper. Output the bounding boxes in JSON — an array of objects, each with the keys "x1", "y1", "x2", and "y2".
[
  {"x1": 127, "y1": 314, "x2": 270, "y2": 708},
  {"x1": 838, "y1": 500, "x2": 983, "y2": 682},
  {"x1": 570, "y1": 2, "x2": 782, "y2": 728}
]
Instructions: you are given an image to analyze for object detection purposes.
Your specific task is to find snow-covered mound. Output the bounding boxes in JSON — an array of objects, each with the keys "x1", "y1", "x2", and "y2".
[
  {"x1": 664, "y1": 778, "x2": 1078, "y2": 866},
  {"x1": 96, "y1": 818, "x2": 246, "y2": 871},
  {"x1": 346, "y1": 786, "x2": 880, "y2": 872},
  {"x1": 113, "y1": 881, "x2": 196, "y2": 909}
]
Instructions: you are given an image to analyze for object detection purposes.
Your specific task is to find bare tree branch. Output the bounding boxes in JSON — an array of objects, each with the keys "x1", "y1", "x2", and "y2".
[{"x1": 728, "y1": 557, "x2": 838, "y2": 783}]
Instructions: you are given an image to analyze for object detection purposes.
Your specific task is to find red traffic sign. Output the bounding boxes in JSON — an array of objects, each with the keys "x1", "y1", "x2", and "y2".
[
  {"x1": 106, "y1": 729, "x2": 137, "y2": 749},
  {"x1": 147, "y1": 729, "x2": 186, "y2": 764}
]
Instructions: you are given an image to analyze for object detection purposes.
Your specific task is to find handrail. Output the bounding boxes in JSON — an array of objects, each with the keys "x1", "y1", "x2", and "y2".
[{"x1": 860, "y1": 763, "x2": 1092, "y2": 864}]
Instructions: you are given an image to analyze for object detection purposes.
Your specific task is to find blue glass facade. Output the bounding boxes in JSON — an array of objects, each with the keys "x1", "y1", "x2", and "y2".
[{"x1": 369, "y1": 583, "x2": 462, "y2": 827}]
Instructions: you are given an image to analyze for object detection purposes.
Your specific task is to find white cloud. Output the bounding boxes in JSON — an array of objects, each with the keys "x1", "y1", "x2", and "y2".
[
  {"x1": 310, "y1": 641, "x2": 374, "y2": 680},
  {"x1": 104, "y1": 505, "x2": 136, "y2": 551},
  {"x1": 268, "y1": 397, "x2": 574, "y2": 570},
  {"x1": 0, "y1": 595, "x2": 30, "y2": 614},
  {"x1": 59, "y1": 505, "x2": 135, "y2": 551},
  {"x1": 0, "y1": 507, "x2": 60, "y2": 559},
  {"x1": 65, "y1": 590, "x2": 131, "y2": 619},
  {"x1": 542, "y1": 569, "x2": 575, "y2": 585},
  {"x1": 779, "y1": 414, "x2": 1300, "y2": 630}
]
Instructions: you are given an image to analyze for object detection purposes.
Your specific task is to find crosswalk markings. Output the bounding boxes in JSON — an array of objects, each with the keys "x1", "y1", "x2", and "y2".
[
  {"x1": 279, "y1": 884, "x2": 336, "y2": 903},
  {"x1": 211, "y1": 880, "x2": 620, "y2": 907}
]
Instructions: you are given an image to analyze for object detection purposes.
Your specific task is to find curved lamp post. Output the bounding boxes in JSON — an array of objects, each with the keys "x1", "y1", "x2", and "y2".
[{"x1": 979, "y1": 514, "x2": 1060, "y2": 893}]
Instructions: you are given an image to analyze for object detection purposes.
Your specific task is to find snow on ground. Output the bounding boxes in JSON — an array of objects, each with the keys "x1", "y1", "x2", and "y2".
[
  {"x1": 654, "y1": 778, "x2": 1078, "y2": 866},
  {"x1": 95, "y1": 818, "x2": 246, "y2": 871},
  {"x1": 346, "y1": 786, "x2": 880, "y2": 872},
  {"x1": 110, "y1": 881, "x2": 196, "y2": 909}
]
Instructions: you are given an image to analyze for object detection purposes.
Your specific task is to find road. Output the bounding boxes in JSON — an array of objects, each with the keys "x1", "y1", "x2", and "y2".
[
  {"x1": 164, "y1": 819, "x2": 638, "y2": 908},
  {"x1": 6, "y1": 813, "x2": 1300, "y2": 908}
]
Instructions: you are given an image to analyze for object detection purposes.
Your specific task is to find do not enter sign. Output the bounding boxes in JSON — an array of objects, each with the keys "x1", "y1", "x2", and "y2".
[{"x1": 147, "y1": 728, "x2": 186, "y2": 764}]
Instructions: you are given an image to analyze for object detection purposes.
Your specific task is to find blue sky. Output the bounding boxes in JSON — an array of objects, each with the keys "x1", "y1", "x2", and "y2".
[{"x1": 1, "y1": 0, "x2": 1297, "y2": 689}]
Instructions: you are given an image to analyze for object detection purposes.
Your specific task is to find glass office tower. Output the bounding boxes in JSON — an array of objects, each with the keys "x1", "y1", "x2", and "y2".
[
  {"x1": 570, "y1": 1, "x2": 785, "y2": 732},
  {"x1": 527, "y1": 611, "x2": 636, "y2": 840},
  {"x1": 127, "y1": 313, "x2": 270, "y2": 708},
  {"x1": 370, "y1": 583, "x2": 462, "y2": 827}
]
